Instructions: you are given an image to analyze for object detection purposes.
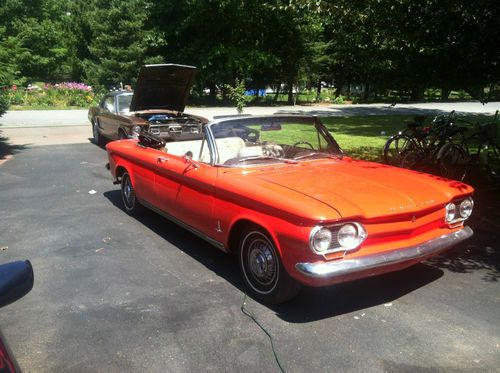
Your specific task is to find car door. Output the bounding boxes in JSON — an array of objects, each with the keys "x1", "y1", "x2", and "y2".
[
  {"x1": 98, "y1": 95, "x2": 117, "y2": 137},
  {"x1": 128, "y1": 146, "x2": 160, "y2": 207},
  {"x1": 154, "y1": 140, "x2": 217, "y2": 238}
]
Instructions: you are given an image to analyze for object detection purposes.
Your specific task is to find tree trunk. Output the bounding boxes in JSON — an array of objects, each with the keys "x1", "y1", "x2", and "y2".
[
  {"x1": 334, "y1": 81, "x2": 343, "y2": 98},
  {"x1": 363, "y1": 81, "x2": 370, "y2": 102},
  {"x1": 441, "y1": 88, "x2": 451, "y2": 100},
  {"x1": 287, "y1": 82, "x2": 294, "y2": 105},
  {"x1": 209, "y1": 83, "x2": 217, "y2": 102},
  {"x1": 316, "y1": 79, "x2": 322, "y2": 102},
  {"x1": 273, "y1": 84, "x2": 281, "y2": 102},
  {"x1": 410, "y1": 86, "x2": 424, "y2": 101}
]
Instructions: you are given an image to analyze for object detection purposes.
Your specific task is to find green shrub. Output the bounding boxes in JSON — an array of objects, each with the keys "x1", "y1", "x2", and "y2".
[
  {"x1": 332, "y1": 95, "x2": 345, "y2": 104},
  {"x1": 0, "y1": 90, "x2": 9, "y2": 116},
  {"x1": 225, "y1": 79, "x2": 246, "y2": 114}
]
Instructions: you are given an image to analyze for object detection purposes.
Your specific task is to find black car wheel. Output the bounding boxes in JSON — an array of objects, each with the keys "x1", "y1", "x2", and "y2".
[
  {"x1": 239, "y1": 227, "x2": 300, "y2": 304},
  {"x1": 93, "y1": 119, "x2": 104, "y2": 146},
  {"x1": 121, "y1": 171, "x2": 145, "y2": 215}
]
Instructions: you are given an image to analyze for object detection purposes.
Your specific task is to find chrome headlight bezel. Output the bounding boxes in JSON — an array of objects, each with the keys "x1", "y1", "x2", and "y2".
[
  {"x1": 445, "y1": 203, "x2": 457, "y2": 223},
  {"x1": 131, "y1": 125, "x2": 141, "y2": 137},
  {"x1": 459, "y1": 197, "x2": 474, "y2": 219},
  {"x1": 445, "y1": 197, "x2": 473, "y2": 225},
  {"x1": 309, "y1": 222, "x2": 367, "y2": 255}
]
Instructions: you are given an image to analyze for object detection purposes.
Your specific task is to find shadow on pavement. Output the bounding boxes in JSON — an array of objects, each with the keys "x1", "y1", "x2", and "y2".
[
  {"x1": 425, "y1": 175, "x2": 500, "y2": 283},
  {"x1": 0, "y1": 130, "x2": 29, "y2": 161},
  {"x1": 104, "y1": 189, "x2": 450, "y2": 322},
  {"x1": 271, "y1": 264, "x2": 443, "y2": 323},
  {"x1": 276, "y1": 105, "x2": 497, "y2": 118}
]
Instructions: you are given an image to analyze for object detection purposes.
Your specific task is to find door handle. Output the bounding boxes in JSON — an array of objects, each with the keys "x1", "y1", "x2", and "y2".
[{"x1": 157, "y1": 156, "x2": 169, "y2": 163}]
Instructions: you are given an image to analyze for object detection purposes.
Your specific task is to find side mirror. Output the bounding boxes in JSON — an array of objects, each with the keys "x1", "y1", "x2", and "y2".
[
  {"x1": 183, "y1": 152, "x2": 199, "y2": 169},
  {"x1": 0, "y1": 260, "x2": 34, "y2": 308}
]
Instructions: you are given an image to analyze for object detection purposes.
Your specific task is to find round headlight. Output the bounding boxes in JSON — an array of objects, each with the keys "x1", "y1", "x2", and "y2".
[
  {"x1": 310, "y1": 227, "x2": 332, "y2": 253},
  {"x1": 131, "y1": 125, "x2": 141, "y2": 136},
  {"x1": 445, "y1": 203, "x2": 456, "y2": 222},
  {"x1": 338, "y1": 223, "x2": 366, "y2": 250},
  {"x1": 459, "y1": 198, "x2": 473, "y2": 219}
]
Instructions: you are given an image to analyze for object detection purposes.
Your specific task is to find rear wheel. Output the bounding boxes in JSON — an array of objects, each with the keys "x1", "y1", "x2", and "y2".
[
  {"x1": 238, "y1": 227, "x2": 300, "y2": 304},
  {"x1": 481, "y1": 143, "x2": 500, "y2": 178},
  {"x1": 383, "y1": 135, "x2": 417, "y2": 166},
  {"x1": 121, "y1": 171, "x2": 145, "y2": 215},
  {"x1": 92, "y1": 119, "x2": 104, "y2": 146},
  {"x1": 438, "y1": 143, "x2": 469, "y2": 181}
]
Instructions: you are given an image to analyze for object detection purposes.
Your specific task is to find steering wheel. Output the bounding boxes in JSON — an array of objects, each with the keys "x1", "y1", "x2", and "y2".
[
  {"x1": 292, "y1": 141, "x2": 314, "y2": 149},
  {"x1": 284, "y1": 141, "x2": 315, "y2": 158}
]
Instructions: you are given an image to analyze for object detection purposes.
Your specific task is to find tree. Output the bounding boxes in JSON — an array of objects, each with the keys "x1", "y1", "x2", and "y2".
[{"x1": 82, "y1": 0, "x2": 155, "y2": 89}]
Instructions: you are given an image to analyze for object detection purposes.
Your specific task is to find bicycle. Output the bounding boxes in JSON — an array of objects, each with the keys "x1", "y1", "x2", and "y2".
[
  {"x1": 461, "y1": 110, "x2": 500, "y2": 178},
  {"x1": 383, "y1": 111, "x2": 468, "y2": 180}
]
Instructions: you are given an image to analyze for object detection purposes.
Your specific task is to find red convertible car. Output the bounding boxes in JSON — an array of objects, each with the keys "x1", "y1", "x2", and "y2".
[{"x1": 106, "y1": 115, "x2": 474, "y2": 304}]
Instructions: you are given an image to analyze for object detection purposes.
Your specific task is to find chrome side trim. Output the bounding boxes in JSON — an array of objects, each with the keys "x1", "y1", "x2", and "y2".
[
  {"x1": 296, "y1": 226, "x2": 473, "y2": 279},
  {"x1": 139, "y1": 199, "x2": 227, "y2": 252}
]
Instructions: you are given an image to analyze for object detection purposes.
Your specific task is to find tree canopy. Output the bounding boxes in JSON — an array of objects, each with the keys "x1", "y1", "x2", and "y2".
[{"x1": 0, "y1": 0, "x2": 498, "y2": 102}]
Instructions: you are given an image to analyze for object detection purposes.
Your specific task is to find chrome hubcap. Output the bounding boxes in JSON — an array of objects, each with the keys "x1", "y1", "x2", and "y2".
[
  {"x1": 248, "y1": 239, "x2": 276, "y2": 286},
  {"x1": 123, "y1": 177, "x2": 133, "y2": 207}
]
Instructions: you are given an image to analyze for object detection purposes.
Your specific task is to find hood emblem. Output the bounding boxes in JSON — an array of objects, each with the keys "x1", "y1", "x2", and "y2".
[{"x1": 411, "y1": 215, "x2": 417, "y2": 222}]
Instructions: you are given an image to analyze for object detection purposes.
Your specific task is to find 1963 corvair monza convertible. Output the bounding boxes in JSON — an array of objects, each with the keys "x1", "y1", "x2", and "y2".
[{"x1": 106, "y1": 115, "x2": 474, "y2": 304}]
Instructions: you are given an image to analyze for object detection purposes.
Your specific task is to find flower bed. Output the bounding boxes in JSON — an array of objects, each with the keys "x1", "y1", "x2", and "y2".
[{"x1": 7, "y1": 82, "x2": 100, "y2": 108}]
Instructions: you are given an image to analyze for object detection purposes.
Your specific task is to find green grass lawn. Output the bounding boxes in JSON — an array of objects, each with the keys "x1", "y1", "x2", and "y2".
[
  {"x1": 321, "y1": 116, "x2": 413, "y2": 161},
  {"x1": 247, "y1": 114, "x2": 496, "y2": 162},
  {"x1": 321, "y1": 114, "x2": 497, "y2": 161}
]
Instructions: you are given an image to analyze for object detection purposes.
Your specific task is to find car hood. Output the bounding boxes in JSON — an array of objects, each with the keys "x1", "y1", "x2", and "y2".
[
  {"x1": 129, "y1": 64, "x2": 196, "y2": 113},
  {"x1": 254, "y1": 159, "x2": 473, "y2": 219}
]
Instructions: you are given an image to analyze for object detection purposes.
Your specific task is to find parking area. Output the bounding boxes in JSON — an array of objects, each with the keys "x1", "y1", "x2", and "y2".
[{"x1": 0, "y1": 113, "x2": 499, "y2": 372}]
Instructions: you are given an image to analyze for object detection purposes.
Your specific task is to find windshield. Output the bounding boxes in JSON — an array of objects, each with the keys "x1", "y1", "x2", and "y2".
[
  {"x1": 117, "y1": 94, "x2": 133, "y2": 113},
  {"x1": 208, "y1": 116, "x2": 342, "y2": 166}
]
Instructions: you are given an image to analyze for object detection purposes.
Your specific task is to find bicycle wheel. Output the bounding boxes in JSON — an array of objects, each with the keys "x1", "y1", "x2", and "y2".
[
  {"x1": 438, "y1": 143, "x2": 469, "y2": 181},
  {"x1": 383, "y1": 134, "x2": 417, "y2": 166},
  {"x1": 401, "y1": 149, "x2": 426, "y2": 171},
  {"x1": 480, "y1": 143, "x2": 500, "y2": 178}
]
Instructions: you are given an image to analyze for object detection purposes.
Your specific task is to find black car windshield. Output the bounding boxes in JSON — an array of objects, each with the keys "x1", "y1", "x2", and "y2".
[
  {"x1": 208, "y1": 116, "x2": 343, "y2": 166},
  {"x1": 117, "y1": 94, "x2": 133, "y2": 113}
]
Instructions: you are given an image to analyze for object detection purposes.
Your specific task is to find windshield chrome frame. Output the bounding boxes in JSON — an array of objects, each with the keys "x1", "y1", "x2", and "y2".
[{"x1": 204, "y1": 114, "x2": 343, "y2": 167}]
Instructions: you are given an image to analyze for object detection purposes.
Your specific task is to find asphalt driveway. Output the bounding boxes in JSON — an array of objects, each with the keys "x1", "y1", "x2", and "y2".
[
  {"x1": 1, "y1": 105, "x2": 499, "y2": 372},
  {"x1": 0, "y1": 140, "x2": 498, "y2": 372}
]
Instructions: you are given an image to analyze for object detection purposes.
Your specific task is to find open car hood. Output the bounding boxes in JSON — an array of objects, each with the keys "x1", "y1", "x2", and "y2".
[{"x1": 129, "y1": 64, "x2": 196, "y2": 113}]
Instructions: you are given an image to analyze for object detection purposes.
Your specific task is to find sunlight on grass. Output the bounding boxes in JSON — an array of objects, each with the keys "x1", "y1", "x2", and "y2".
[
  {"x1": 321, "y1": 116, "x2": 414, "y2": 161},
  {"x1": 320, "y1": 114, "x2": 498, "y2": 161}
]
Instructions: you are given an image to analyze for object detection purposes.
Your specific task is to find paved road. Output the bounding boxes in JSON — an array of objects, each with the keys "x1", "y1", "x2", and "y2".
[
  {"x1": 1, "y1": 102, "x2": 498, "y2": 149},
  {"x1": 1, "y1": 101, "x2": 499, "y2": 128},
  {"x1": 0, "y1": 142, "x2": 498, "y2": 371}
]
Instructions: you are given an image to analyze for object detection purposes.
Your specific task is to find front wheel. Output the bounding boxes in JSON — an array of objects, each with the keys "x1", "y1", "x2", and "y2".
[
  {"x1": 239, "y1": 227, "x2": 300, "y2": 304},
  {"x1": 121, "y1": 171, "x2": 145, "y2": 215}
]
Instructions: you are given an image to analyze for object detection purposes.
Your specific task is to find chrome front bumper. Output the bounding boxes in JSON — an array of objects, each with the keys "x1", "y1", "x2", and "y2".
[{"x1": 295, "y1": 226, "x2": 473, "y2": 279}]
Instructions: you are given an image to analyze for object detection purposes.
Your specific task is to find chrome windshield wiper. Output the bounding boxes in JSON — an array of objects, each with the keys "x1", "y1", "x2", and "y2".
[
  {"x1": 293, "y1": 152, "x2": 342, "y2": 160},
  {"x1": 237, "y1": 156, "x2": 298, "y2": 164}
]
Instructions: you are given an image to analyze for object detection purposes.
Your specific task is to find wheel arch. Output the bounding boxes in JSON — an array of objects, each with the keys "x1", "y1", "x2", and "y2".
[
  {"x1": 226, "y1": 218, "x2": 281, "y2": 257},
  {"x1": 118, "y1": 127, "x2": 128, "y2": 139}
]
